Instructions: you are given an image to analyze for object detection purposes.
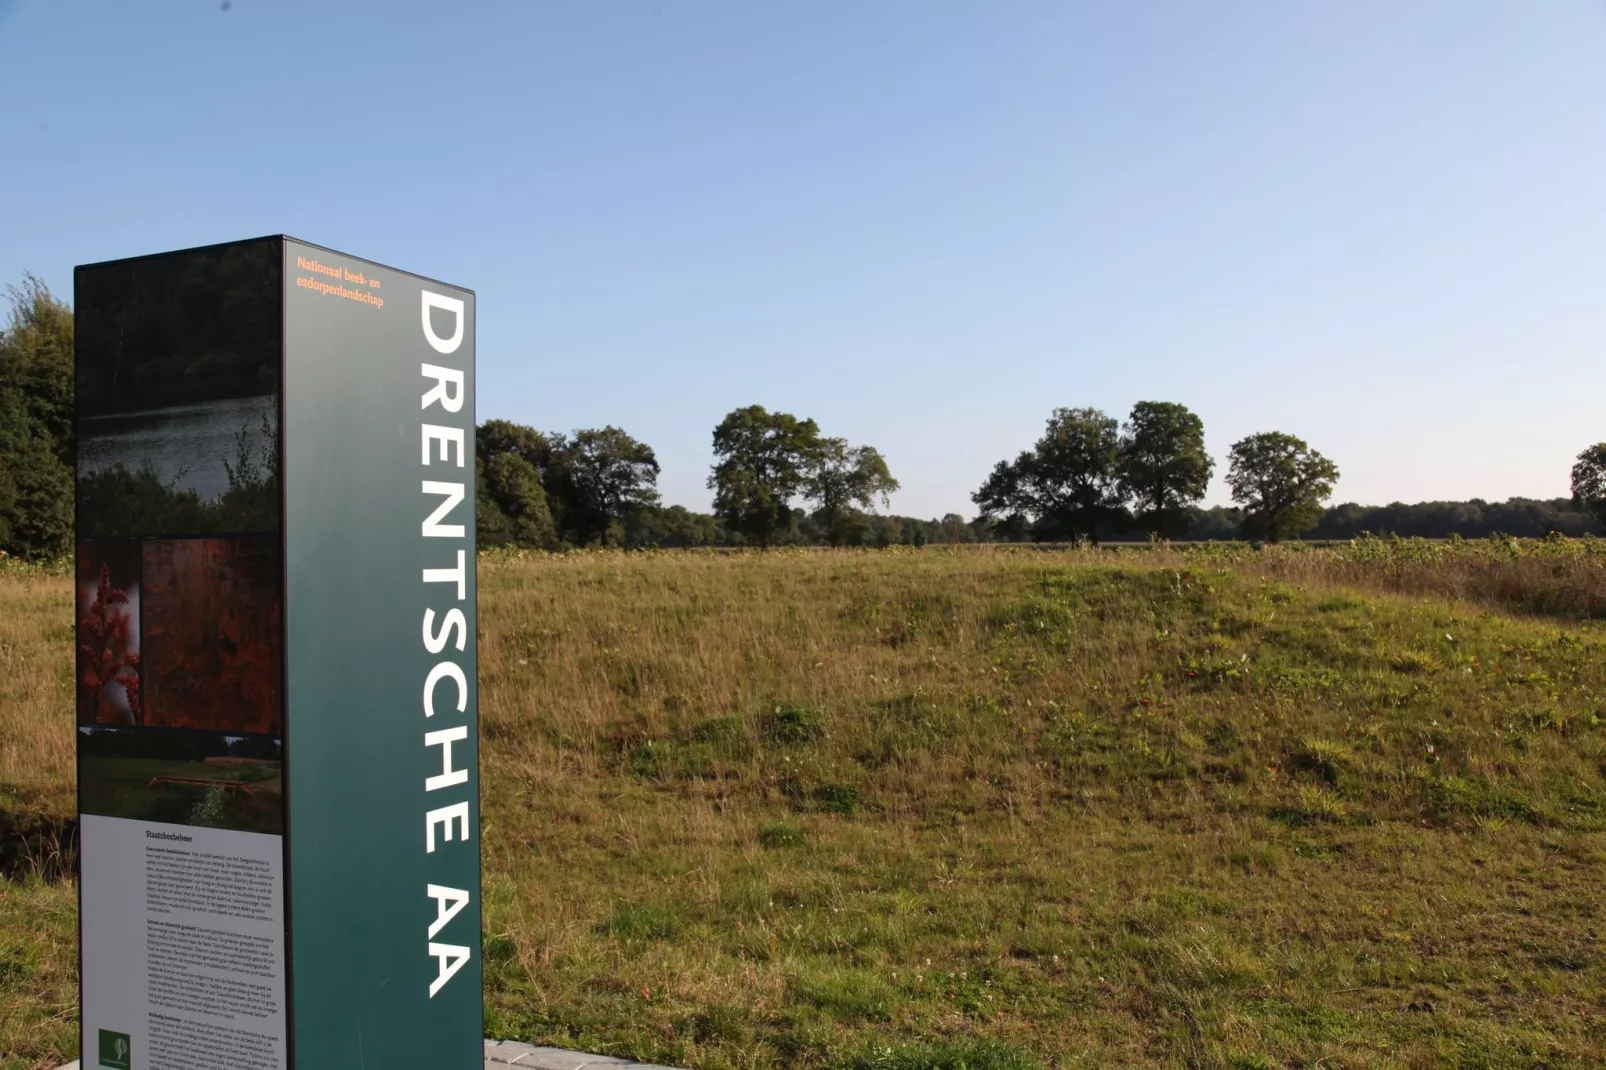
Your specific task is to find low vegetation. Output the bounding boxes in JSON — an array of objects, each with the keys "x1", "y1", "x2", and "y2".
[
  {"x1": 4, "y1": 543, "x2": 1606, "y2": 1068},
  {"x1": 1207, "y1": 533, "x2": 1606, "y2": 621}
]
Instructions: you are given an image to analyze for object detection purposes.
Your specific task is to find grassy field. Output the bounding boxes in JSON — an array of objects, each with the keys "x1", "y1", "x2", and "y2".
[{"x1": 4, "y1": 542, "x2": 1606, "y2": 1069}]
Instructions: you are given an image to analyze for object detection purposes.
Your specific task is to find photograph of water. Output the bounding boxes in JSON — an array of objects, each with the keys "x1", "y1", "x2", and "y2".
[
  {"x1": 75, "y1": 240, "x2": 283, "y2": 536},
  {"x1": 78, "y1": 395, "x2": 277, "y2": 502}
]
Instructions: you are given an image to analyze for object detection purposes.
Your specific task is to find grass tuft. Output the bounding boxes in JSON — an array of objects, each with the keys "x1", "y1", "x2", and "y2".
[
  {"x1": 849, "y1": 1038, "x2": 1040, "y2": 1070},
  {"x1": 789, "y1": 967, "x2": 895, "y2": 1021},
  {"x1": 600, "y1": 903, "x2": 680, "y2": 942},
  {"x1": 765, "y1": 704, "x2": 825, "y2": 745},
  {"x1": 813, "y1": 782, "x2": 863, "y2": 816},
  {"x1": 757, "y1": 821, "x2": 805, "y2": 848},
  {"x1": 1288, "y1": 737, "x2": 1353, "y2": 786}
]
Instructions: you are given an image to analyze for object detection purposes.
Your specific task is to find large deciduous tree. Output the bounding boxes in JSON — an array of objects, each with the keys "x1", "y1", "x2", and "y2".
[
  {"x1": 1118, "y1": 401, "x2": 1213, "y2": 540},
  {"x1": 1226, "y1": 431, "x2": 1339, "y2": 542},
  {"x1": 972, "y1": 454, "x2": 1034, "y2": 536},
  {"x1": 476, "y1": 420, "x2": 559, "y2": 550},
  {"x1": 0, "y1": 275, "x2": 74, "y2": 557},
  {"x1": 546, "y1": 426, "x2": 661, "y2": 547},
  {"x1": 972, "y1": 407, "x2": 1126, "y2": 544},
  {"x1": 476, "y1": 421, "x2": 660, "y2": 548},
  {"x1": 478, "y1": 419, "x2": 555, "y2": 472},
  {"x1": 940, "y1": 513, "x2": 975, "y2": 544},
  {"x1": 708, "y1": 405, "x2": 823, "y2": 547},
  {"x1": 477, "y1": 453, "x2": 559, "y2": 550},
  {"x1": 1570, "y1": 444, "x2": 1606, "y2": 530},
  {"x1": 806, "y1": 439, "x2": 900, "y2": 547}
]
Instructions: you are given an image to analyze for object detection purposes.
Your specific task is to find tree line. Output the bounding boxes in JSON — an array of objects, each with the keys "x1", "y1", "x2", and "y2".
[
  {"x1": 969, "y1": 403, "x2": 1342, "y2": 544},
  {"x1": 468, "y1": 400, "x2": 1605, "y2": 549},
  {"x1": 4, "y1": 274, "x2": 1606, "y2": 558},
  {"x1": 474, "y1": 405, "x2": 900, "y2": 550}
]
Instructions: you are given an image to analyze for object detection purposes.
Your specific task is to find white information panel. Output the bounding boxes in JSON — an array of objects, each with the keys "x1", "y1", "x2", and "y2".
[{"x1": 80, "y1": 816, "x2": 287, "y2": 1070}]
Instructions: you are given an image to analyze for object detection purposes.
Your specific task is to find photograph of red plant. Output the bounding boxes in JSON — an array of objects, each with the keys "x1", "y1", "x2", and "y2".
[
  {"x1": 141, "y1": 537, "x2": 282, "y2": 733},
  {"x1": 76, "y1": 541, "x2": 142, "y2": 725}
]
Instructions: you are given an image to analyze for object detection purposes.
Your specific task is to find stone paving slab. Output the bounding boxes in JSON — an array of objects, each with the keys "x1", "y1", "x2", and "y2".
[
  {"x1": 485, "y1": 1039, "x2": 681, "y2": 1068},
  {"x1": 59, "y1": 1039, "x2": 681, "y2": 1070}
]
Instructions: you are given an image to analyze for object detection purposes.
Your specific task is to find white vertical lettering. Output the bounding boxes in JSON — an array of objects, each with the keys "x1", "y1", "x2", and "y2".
[
  {"x1": 421, "y1": 292, "x2": 465, "y2": 355},
  {"x1": 422, "y1": 550, "x2": 467, "y2": 600},
  {"x1": 423, "y1": 662, "x2": 467, "y2": 719},
  {"x1": 422, "y1": 608, "x2": 467, "y2": 654},
  {"x1": 422, "y1": 424, "x2": 465, "y2": 466},
  {"x1": 420, "y1": 363, "x2": 465, "y2": 413},
  {"x1": 424, "y1": 726, "x2": 470, "y2": 792},
  {"x1": 420, "y1": 286, "x2": 472, "y2": 998},
  {"x1": 426, "y1": 885, "x2": 470, "y2": 940},
  {"x1": 427, "y1": 942, "x2": 472, "y2": 997},
  {"x1": 425, "y1": 802, "x2": 470, "y2": 853},
  {"x1": 421, "y1": 481, "x2": 466, "y2": 538}
]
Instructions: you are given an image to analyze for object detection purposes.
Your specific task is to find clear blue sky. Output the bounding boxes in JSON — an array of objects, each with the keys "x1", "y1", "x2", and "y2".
[{"x1": 5, "y1": 2, "x2": 1605, "y2": 518}]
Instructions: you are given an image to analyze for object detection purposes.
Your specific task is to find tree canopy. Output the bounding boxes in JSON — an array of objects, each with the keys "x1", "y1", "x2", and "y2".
[
  {"x1": 477, "y1": 421, "x2": 560, "y2": 550},
  {"x1": 477, "y1": 421, "x2": 661, "y2": 549},
  {"x1": 477, "y1": 452, "x2": 559, "y2": 551},
  {"x1": 1570, "y1": 444, "x2": 1606, "y2": 530},
  {"x1": 1118, "y1": 401, "x2": 1213, "y2": 539},
  {"x1": 1226, "y1": 432, "x2": 1340, "y2": 542},
  {"x1": 708, "y1": 405, "x2": 824, "y2": 546},
  {"x1": 478, "y1": 419, "x2": 555, "y2": 471},
  {"x1": 805, "y1": 438, "x2": 900, "y2": 547},
  {"x1": 972, "y1": 407, "x2": 1127, "y2": 544},
  {"x1": 546, "y1": 426, "x2": 661, "y2": 547},
  {"x1": 0, "y1": 276, "x2": 74, "y2": 557}
]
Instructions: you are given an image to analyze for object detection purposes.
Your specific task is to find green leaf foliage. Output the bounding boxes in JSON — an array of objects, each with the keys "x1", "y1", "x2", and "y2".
[
  {"x1": 708, "y1": 405, "x2": 825, "y2": 547},
  {"x1": 807, "y1": 438, "x2": 901, "y2": 547},
  {"x1": 972, "y1": 407, "x2": 1127, "y2": 544},
  {"x1": 1570, "y1": 443, "x2": 1606, "y2": 529},
  {"x1": 478, "y1": 452, "x2": 560, "y2": 551},
  {"x1": 546, "y1": 426, "x2": 661, "y2": 547},
  {"x1": 1226, "y1": 431, "x2": 1340, "y2": 542},
  {"x1": 0, "y1": 276, "x2": 74, "y2": 557},
  {"x1": 1118, "y1": 400, "x2": 1213, "y2": 539}
]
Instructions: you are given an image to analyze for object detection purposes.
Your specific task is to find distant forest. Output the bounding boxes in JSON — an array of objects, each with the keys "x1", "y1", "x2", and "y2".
[
  {"x1": 603, "y1": 496, "x2": 1604, "y2": 551},
  {"x1": 3, "y1": 274, "x2": 1604, "y2": 558}
]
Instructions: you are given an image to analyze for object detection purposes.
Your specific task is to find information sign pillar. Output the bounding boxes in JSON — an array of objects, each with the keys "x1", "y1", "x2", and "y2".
[{"x1": 74, "y1": 236, "x2": 481, "y2": 1070}]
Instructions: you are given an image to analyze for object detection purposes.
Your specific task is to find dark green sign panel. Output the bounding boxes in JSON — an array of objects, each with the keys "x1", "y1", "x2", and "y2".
[
  {"x1": 74, "y1": 236, "x2": 481, "y2": 1070},
  {"x1": 282, "y1": 238, "x2": 482, "y2": 1066}
]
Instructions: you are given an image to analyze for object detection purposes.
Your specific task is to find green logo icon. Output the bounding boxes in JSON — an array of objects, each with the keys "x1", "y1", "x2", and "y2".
[{"x1": 98, "y1": 1029, "x2": 131, "y2": 1070}]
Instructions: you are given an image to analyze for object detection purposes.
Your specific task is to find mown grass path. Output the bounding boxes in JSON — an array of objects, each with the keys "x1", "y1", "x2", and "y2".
[{"x1": 4, "y1": 548, "x2": 1604, "y2": 1069}]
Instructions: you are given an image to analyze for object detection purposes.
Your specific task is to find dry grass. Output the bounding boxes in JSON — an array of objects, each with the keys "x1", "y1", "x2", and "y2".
[
  {"x1": 5, "y1": 544, "x2": 1606, "y2": 1069},
  {"x1": 1187, "y1": 534, "x2": 1606, "y2": 620},
  {"x1": 0, "y1": 563, "x2": 73, "y2": 799},
  {"x1": 0, "y1": 560, "x2": 76, "y2": 1070}
]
